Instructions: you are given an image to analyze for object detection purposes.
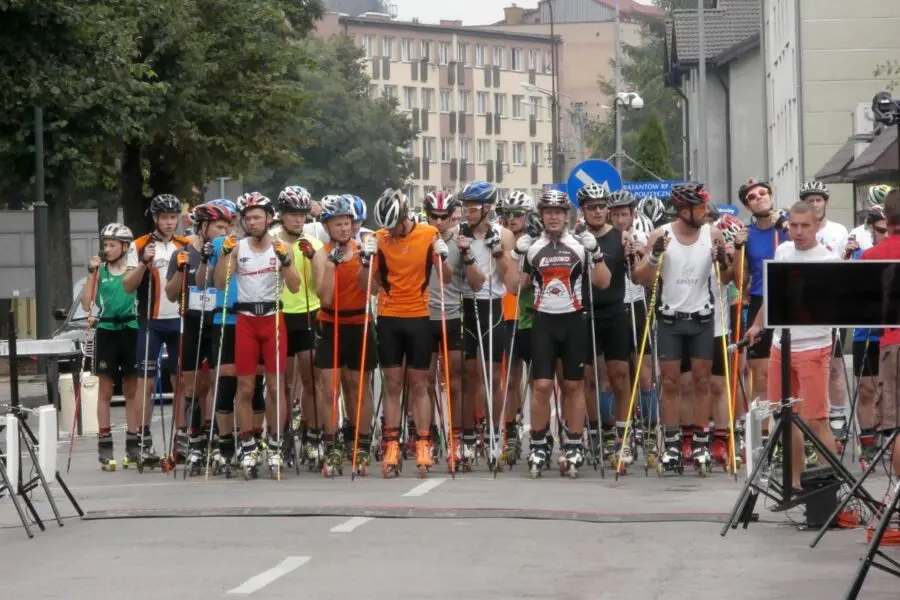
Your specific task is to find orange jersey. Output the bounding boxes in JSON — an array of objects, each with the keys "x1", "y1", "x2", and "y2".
[
  {"x1": 375, "y1": 223, "x2": 437, "y2": 318},
  {"x1": 318, "y1": 240, "x2": 369, "y2": 325},
  {"x1": 502, "y1": 293, "x2": 518, "y2": 321}
]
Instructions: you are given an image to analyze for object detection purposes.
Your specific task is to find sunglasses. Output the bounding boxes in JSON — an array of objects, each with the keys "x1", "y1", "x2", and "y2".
[
  {"x1": 746, "y1": 188, "x2": 768, "y2": 203},
  {"x1": 504, "y1": 210, "x2": 528, "y2": 218},
  {"x1": 583, "y1": 202, "x2": 607, "y2": 211},
  {"x1": 427, "y1": 212, "x2": 451, "y2": 221}
]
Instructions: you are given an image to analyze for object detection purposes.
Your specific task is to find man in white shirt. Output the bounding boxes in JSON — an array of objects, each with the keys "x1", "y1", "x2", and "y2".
[{"x1": 746, "y1": 201, "x2": 838, "y2": 491}]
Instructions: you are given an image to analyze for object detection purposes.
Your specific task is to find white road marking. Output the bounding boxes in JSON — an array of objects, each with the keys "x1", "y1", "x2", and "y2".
[
  {"x1": 330, "y1": 516, "x2": 373, "y2": 533},
  {"x1": 402, "y1": 477, "x2": 446, "y2": 497},
  {"x1": 227, "y1": 556, "x2": 311, "y2": 595},
  {"x1": 574, "y1": 169, "x2": 611, "y2": 193}
]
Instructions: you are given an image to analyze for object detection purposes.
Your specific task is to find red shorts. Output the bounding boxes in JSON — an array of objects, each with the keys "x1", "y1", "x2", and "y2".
[
  {"x1": 767, "y1": 345, "x2": 830, "y2": 421},
  {"x1": 235, "y1": 313, "x2": 288, "y2": 377}
]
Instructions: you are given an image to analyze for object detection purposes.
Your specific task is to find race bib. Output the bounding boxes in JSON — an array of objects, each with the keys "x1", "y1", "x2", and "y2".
[{"x1": 188, "y1": 287, "x2": 217, "y2": 312}]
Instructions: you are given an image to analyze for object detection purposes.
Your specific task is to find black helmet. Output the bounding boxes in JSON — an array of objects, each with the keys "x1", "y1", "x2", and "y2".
[
  {"x1": 150, "y1": 194, "x2": 181, "y2": 214},
  {"x1": 670, "y1": 183, "x2": 710, "y2": 210},
  {"x1": 607, "y1": 190, "x2": 635, "y2": 209}
]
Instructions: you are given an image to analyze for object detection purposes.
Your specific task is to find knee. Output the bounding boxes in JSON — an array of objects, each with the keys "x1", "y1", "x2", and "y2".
[
  {"x1": 236, "y1": 378, "x2": 255, "y2": 399},
  {"x1": 533, "y1": 379, "x2": 554, "y2": 396}
]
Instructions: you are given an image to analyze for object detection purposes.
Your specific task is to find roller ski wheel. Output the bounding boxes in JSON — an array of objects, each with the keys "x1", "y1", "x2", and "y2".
[
  {"x1": 695, "y1": 462, "x2": 709, "y2": 477},
  {"x1": 321, "y1": 463, "x2": 343, "y2": 478},
  {"x1": 529, "y1": 462, "x2": 543, "y2": 479},
  {"x1": 558, "y1": 460, "x2": 579, "y2": 479},
  {"x1": 186, "y1": 451, "x2": 204, "y2": 477},
  {"x1": 99, "y1": 458, "x2": 117, "y2": 472},
  {"x1": 242, "y1": 465, "x2": 259, "y2": 480},
  {"x1": 382, "y1": 462, "x2": 400, "y2": 478}
]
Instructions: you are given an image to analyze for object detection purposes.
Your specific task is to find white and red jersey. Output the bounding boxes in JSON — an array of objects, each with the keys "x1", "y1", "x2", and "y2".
[
  {"x1": 235, "y1": 238, "x2": 278, "y2": 315},
  {"x1": 523, "y1": 231, "x2": 587, "y2": 314}
]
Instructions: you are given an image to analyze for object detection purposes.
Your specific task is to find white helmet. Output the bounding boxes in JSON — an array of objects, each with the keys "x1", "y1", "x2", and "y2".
[
  {"x1": 502, "y1": 191, "x2": 534, "y2": 212},
  {"x1": 799, "y1": 180, "x2": 829, "y2": 200},
  {"x1": 374, "y1": 188, "x2": 408, "y2": 229},
  {"x1": 100, "y1": 223, "x2": 134, "y2": 244}
]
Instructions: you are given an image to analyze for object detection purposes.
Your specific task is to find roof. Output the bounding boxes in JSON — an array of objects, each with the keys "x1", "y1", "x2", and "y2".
[
  {"x1": 668, "y1": 0, "x2": 760, "y2": 66},
  {"x1": 842, "y1": 126, "x2": 899, "y2": 180},
  {"x1": 815, "y1": 134, "x2": 877, "y2": 183},
  {"x1": 589, "y1": 0, "x2": 664, "y2": 17},
  {"x1": 339, "y1": 15, "x2": 561, "y2": 44}
]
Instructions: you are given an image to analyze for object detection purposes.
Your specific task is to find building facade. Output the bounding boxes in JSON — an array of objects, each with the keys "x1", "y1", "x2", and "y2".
[{"x1": 317, "y1": 13, "x2": 560, "y2": 207}]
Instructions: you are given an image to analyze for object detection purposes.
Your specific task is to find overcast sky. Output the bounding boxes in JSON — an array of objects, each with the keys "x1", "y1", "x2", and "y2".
[{"x1": 390, "y1": 0, "x2": 655, "y2": 25}]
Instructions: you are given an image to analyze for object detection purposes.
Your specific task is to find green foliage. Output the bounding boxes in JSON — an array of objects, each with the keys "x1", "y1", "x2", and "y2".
[
  {"x1": 246, "y1": 34, "x2": 417, "y2": 204},
  {"x1": 631, "y1": 110, "x2": 674, "y2": 181},
  {"x1": 873, "y1": 59, "x2": 900, "y2": 92}
]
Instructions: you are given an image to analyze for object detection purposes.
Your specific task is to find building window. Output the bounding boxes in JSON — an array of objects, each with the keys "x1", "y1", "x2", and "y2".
[
  {"x1": 496, "y1": 141, "x2": 507, "y2": 164},
  {"x1": 511, "y1": 48, "x2": 524, "y2": 72},
  {"x1": 423, "y1": 137, "x2": 436, "y2": 162},
  {"x1": 494, "y1": 93, "x2": 507, "y2": 116},
  {"x1": 493, "y1": 46, "x2": 505, "y2": 69},
  {"x1": 529, "y1": 96, "x2": 543, "y2": 119},
  {"x1": 362, "y1": 35, "x2": 375, "y2": 58},
  {"x1": 512, "y1": 142, "x2": 525, "y2": 166},
  {"x1": 421, "y1": 40, "x2": 432, "y2": 61},
  {"x1": 542, "y1": 50, "x2": 553, "y2": 74},
  {"x1": 512, "y1": 95, "x2": 524, "y2": 119},
  {"x1": 532, "y1": 188, "x2": 542, "y2": 200},
  {"x1": 531, "y1": 143, "x2": 543, "y2": 166},
  {"x1": 458, "y1": 90, "x2": 471, "y2": 114},
  {"x1": 477, "y1": 139, "x2": 490, "y2": 164},
  {"x1": 439, "y1": 42, "x2": 450, "y2": 65},
  {"x1": 421, "y1": 88, "x2": 435, "y2": 111},
  {"x1": 382, "y1": 36, "x2": 394, "y2": 59},
  {"x1": 476, "y1": 91, "x2": 488, "y2": 115},
  {"x1": 460, "y1": 139, "x2": 471, "y2": 163},
  {"x1": 457, "y1": 43, "x2": 468, "y2": 65},
  {"x1": 440, "y1": 138, "x2": 454, "y2": 163},
  {"x1": 475, "y1": 44, "x2": 485, "y2": 67},
  {"x1": 402, "y1": 87, "x2": 417, "y2": 110},
  {"x1": 383, "y1": 85, "x2": 398, "y2": 101},
  {"x1": 368, "y1": 84, "x2": 379, "y2": 99},
  {"x1": 440, "y1": 89, "x2": 451, "y2": 113},
  {"x1": 529, "y1": 49, "x2": 539, "y2": 70},
  {"x1": 400, "y1": 38, "x2": 413, "y2": 62}
]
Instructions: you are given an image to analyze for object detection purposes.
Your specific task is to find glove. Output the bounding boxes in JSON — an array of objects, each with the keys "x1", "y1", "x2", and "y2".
[
  {"x1": 714, "y1": 241, "x2": 728, "y2": 267},
  {"x1": 274, "y1": 240, "x2": 291, "y2": 266},
  {"x1": 511, "y1": 234, "x2": 533, "y2": 259},
  {"x1": 651, "y1": 234, "x2": 667, "y2": 258},
  {"x1": 176, "y1": 250, "x2": 190, "y2": 272},
  {"x1": 361, "y1": 235, "x2": 378, "y2": 258},
  {"x1": 221, "y1": 236, "x2": 237, "y2": 255},
  {"x1": 200, "y1": 241, "x2": 214, "y2": 264},
  {"x1": 774, "y1": 210, "x2": 788, "y2": 232},
  {"x1": 140, "y1": 242, "x2": 155, "y2": 265},
  {"x1": 484, "y1": 227, "x2": 502, "y2": 257},
  {"x1": 579, "y1": 231, "x2": 598, "y2": 253},
  {"x1": 590, "y1": 247, "x2": 605, "y2": 263},
  {"x1": 433, "y1": 238, "x2": 449, "y2": 261},
  {"x1": 328, "y1": 246, "x2": 345, "y2": 265},
  {"x1": 298, "y1": 238, "x2": 316, "y2": 260}
]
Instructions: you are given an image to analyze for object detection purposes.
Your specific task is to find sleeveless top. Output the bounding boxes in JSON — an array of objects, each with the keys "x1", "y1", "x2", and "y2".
[
  {"x1": 235, "y1": 238, "x2": 278, "y2": 315},
  {"x1": 461, "y1": 223, "x2": 507, "y2": 300},
  {"x1": 658, "y1": 223, "x2": 714, "y2": 314}
]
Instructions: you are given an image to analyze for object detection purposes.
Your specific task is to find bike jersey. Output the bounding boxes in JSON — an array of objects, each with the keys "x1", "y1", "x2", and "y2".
[
  {"x1": 129, "y1": 234, "x2": 191, "y2": 321},
  {"x1": 584, "y1": 225, "x2": 626, "y2": 315},
  {"x1": 319, "y1": 240, "x2": 369, "y2": 325},
  {"x1": 428, "y1": 236, "x2": 463, "y2": 321},
  {"x1": 523, "y1": 231, "x2": 587, "y2": 315},
  {"x1": 95, "y1": 265, "x2": 138, "y2": 331},
  {"x1": 817, "y1": 219, "x2": 849, "y2": 257},
  {"x1": 207, "y1": 236, "x2": 236, "y2": 326},
  {"x1": 658, "y1": 223, "x2": 714, "y2": 314},
  {"x1": 746, "y1": 222, "x2": 788, "y2": 297},
  {"x1": 460, "y1": 223, "x2": 507, "y2": 300},
  {"x1": 235, "y1": 238, "x2": 278, "y2": 315},
  {"x1": 518, "y1": 286, "x2": 535, "y2": 330},
  {"x1": 165, "y1": 244, "x2": 215, "y2": 317},
  {"x1": 279, "y1": 232, "x2": 322, "y2": 314},
  {"x1": 375, "y1": 222, "x2": 438, "y2": 318},
  {"x1": 849, "y1": 224, "x2": 873, "y2": 251},
  {"x1": 623, "y1": 228, "x2": 648, "y2": 305}
]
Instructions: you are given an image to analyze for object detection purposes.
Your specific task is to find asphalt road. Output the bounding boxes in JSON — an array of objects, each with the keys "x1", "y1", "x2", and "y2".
[{"x1": 1, "y1": 405, "x2": 898, "y2": 600}]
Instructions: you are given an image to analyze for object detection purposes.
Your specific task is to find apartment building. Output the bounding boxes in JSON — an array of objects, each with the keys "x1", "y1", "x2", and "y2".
[{"x1": 317, "y1": 13, "x2": 560, "y2": 208}]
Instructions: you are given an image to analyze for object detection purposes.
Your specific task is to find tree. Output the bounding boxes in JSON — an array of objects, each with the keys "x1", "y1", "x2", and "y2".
[
  {"x1": 630, "y1": 110, "x2": 674, "y2": 181},
  {"x1": 246, "y1": 34, "x2": 417, "y2": 209}
]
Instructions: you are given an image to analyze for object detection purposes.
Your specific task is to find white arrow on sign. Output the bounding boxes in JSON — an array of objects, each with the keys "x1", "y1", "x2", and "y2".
[{"x1": 574, "y1": 169, "x2": 611, "y2": 194}]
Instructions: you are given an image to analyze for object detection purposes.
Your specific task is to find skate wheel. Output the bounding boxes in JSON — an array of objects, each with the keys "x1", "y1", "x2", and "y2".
[{"x1": 418, "y1": 465, "x2": 428, "y2": 479}]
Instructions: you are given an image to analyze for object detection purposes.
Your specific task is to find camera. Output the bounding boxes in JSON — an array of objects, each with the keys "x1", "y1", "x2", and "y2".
[
  {"x1": 871, "y1": 91, "x2": 900, "y2": 126},
  {"x1": 617, "y1": 92, "x2": 644, "y2": 111}
]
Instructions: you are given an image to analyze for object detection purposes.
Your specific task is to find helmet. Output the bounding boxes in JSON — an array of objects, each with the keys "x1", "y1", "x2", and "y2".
[
  {"x1": 866, "y1": 204, "x2": 886, "y2": 226},
  {"x1": 737, "y1": 179, "x2": 772, "y2": 205},
  {"x1": 277, "y1": 186, "x2": 312, "y2": 213},
  {"x1": 637, "y1": 196, "x2": 666, "y2": 226},
  {"x1": 373, "y1": 188, "x2": 408, "y2": 229},
  {"x1": 716, "y1": 214, "x2": 744, "y2": 244},
  {"x1": 867, "y1": 184, "x2": 893, "y2": 209},
  {"x1": 237, "y1": 192, "x2": 274, "y2": 215},
  {"x1": 100, "y1": 223, "x2": 134, "y2": 244},
  {"x1": 524, "y1": 211, "x2": 544, "y2": 237},
  {"x1": 501, "y1": 191, "x2": 534, "y2": 213},
  {"x1": 537, "y1": 189, "x2": 570, "y2": 211},
  {"x1": 607, "y1": 190, "x2": 635, "y2": 209},
  {"x1": 190, "y1": 203, "x2": 233, "y2": 226},
  {"x1": 633, "y1": 212, "x2": 654, "y2": 236},
  {"x1": 344, "y1": 195, "x2": 367, "y2": 222},
  {"x1": 457, "y1": 181, "x2": 497, "y2": 204},
  {"x1": 799, "y1": 180, "x2": 829, "y2": 200},
  {"x1": 424, "y1": 190, "x2": 458, "y2": 214},
  {"x1": 670, "y1": 183, "x2": 710, "y2": 210},
  {"x1": 149, "y1": 194, "x2": 180, "y2": 214},
  {"x1": 208, "y1": 198, "x2": 237, "y2": 214},
  {"x1": 575, "y1": 183, "x2": 608, "y2": 207},
  {"x1": 320, "y1": 195, "x2": 354, "y2": 223}
]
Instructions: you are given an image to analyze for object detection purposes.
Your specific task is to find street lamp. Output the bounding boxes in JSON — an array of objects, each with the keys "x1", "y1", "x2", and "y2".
[{"x1": 521, "y1": 81, "x2": 565, "y2": 184}]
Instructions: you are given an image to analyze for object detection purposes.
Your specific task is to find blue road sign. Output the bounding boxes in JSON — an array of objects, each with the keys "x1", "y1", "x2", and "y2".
[
  {"x1": 623, "y1": 180, "x2": 686, "y2": 199},
  {"x1": 567, "y1": 160, "x2": 622, "y2": 206},
  {"x1": 716, "y1": 204, "x2": 740, "y2": 216}
]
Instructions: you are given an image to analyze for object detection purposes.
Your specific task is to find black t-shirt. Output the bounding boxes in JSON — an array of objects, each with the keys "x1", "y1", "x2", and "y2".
[{"x1": 584, "y1": 226, "x2": 627, "y2": 316}]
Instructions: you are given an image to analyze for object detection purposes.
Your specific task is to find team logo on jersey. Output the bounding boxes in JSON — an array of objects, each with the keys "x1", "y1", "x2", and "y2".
[
  {"x1": 239, "y1": 256, "x2": 251, "y2": 264},
  {"x1": 269, "y1": 258, "x2": 276, "y2": 266},
  {"x1": 676, "y1": 263, "x2": 699, "y2": 286}
]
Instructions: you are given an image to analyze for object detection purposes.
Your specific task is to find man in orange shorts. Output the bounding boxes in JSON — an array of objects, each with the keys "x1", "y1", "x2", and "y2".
[{"x1": 746, "y1": 201, "x2": 838, "y2": 490}]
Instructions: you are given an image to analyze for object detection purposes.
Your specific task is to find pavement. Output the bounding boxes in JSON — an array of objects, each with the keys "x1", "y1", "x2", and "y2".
[{"x1": 1, "y1": 405, "x2": 899, "y2": 600}]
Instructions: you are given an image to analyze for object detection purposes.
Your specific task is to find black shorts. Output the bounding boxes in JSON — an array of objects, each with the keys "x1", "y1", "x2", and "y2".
[
  {"x1": 463, "y1": 298, "x2": 506, "y2": 363},
  {"x1": 625, "y1": 301, "x2": 652, "y2": 355},
  {"x1": 531, "y1": 312, "x2": 586, "y2": 382},
  {"x1": 93, "y1": 327, "x2": 138, "y2": 377},
  {"x1": 746, "y1": 296, "x2": 773, "y2": 360},
  {"x1": 585, "y1": 309, "x2": 632, "y2": 363},
  {"x1": 376, "y1": 316, "x2": 432, "y2": 370},
  {"x1": 512, "y1": 328, "x2": 532, "y2": 363},
  {"x1": 712, "y1": 336, "x2": 728, "y2": 377},
  {"x1": 656, "y1": 317, "x2": 714, "y2": 363},
  {"x1": 284, "y1": 311, "x2": 317, "y2": 356},
  {"x1": 181, "y1": 313, "x2": 214, "y2": 372},
  {"x1": 430, "y1": 317, "x2": 462, "y2": 354},
  {"x1": 210, "y1": 323, "x2": 236, "y2": 366},
  {"x1": 136, "y1": 319, "x2": 180, "y2": 374},
  {"x1": 314, "y1": 320, "x2": 377, "y2": 371},
  {"x1": 853, "y1": 339, "x2": 880, "y2": 377}
]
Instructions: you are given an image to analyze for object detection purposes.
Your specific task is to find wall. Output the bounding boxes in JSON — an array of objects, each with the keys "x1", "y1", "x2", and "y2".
[
  {"x1": 684, "y1": 67, "x2": 728, "y2": 202},
  {"x1": 728, "y1": 45, "x2": 766, "y2": 202}
]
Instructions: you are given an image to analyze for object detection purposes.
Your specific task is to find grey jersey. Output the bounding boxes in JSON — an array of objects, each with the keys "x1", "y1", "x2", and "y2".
[{"x1": 429, "y1": 235, "x2": 463, "y2": 320}]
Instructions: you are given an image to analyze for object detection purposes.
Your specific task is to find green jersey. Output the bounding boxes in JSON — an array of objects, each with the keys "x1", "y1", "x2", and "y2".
[
  {"x1": 517, "y1": 286, "x2": 535, "y2": 330},
  {"x1": 95, "y1": 265, "x2": 138, "y2": 331}
]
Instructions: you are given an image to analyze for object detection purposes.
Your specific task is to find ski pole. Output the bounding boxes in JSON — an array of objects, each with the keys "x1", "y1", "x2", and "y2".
[
  {"x1": 172, "y1": 267, "x2": 187, "y2": 477},
  {"x1": 205, "y1": 256, "x2": 233, "y2": 480},
  {"x1": 616, "y1": 254, "x2": 663, "y2": 480},
  {"x1": 138, "y1": 247, "x2": 155, "y2": 474},
  {"x1": 728, "y1": 246, "x2": 746, "y2": 462},
  {"x1": 302, "y1": 238, "x2": 319, "y2": 456},
  {"x1": 434, "y1": 246, "x2": 457, "y2": 477},
  {"x1": 329, "y1": 264, "x2": 340, "y2": 471},
  {"x1": 66, "y1": 259, "x2": 101, "y2": 473},
  {"x1": 274, "y1": 252, "x2": 283, "y2": 481},
  {"x1": 585, "y1": 253, "x2": 606, "y2": 478},
  {"x1": 496, "y1": 265, "x2": 522, "y2": 475},
  {"x1": 714, "y1": 260, "x2": 738, "y2": 480},
  {"x1": 351, "y1": 254, "x2": 375, "y2": 480}
]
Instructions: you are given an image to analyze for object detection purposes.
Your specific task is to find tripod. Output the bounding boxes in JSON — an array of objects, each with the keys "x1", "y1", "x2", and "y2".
[
  {"x1": 845, "y1": 478, "x2": 900, "y2": 599},
  {"x1": 721, "y1": 329, "x2": 882, "y2": 536},
  {"x1": 0, "y1": 309, "x2": 83, "y2": 538}
]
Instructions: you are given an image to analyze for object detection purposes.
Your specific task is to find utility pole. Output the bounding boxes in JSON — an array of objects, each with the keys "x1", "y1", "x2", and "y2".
[
  {"x1": 697, "y1": 0, "x2": 709, "y2": 184},
  {"x1": 33, "y1": 106, "x2": 51, "y2": 374},
  {"x1": 614, "y1": 0, "x2": 623, "y2": 174}
]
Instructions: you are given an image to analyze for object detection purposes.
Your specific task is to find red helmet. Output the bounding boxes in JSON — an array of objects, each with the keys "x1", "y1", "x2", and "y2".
[
  {"x1": 237, "y1": 192, "x2": 274, "y2": 215},
  {"x1": 715, "y1": 214, "x2": 744, "y2": 243},
  {"x1": 190, "y1": 202, "x2": 233, "y2": 226},
  {"x1": 424, "y1": 190, "x2": 458, "y2": 214}
]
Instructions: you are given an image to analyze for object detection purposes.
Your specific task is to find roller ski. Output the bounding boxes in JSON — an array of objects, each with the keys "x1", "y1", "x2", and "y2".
[
  {"x1": 415, "y1": 438, "x2": 433, "y2": 478},
  {"x1": 304, "y1": 434, "x2": 324, "y2": 473},
  {"x1": 322, "y1": 445, "x2": 344, "y2": 478},
  {"x1": 527, "y1": 442, "x2": 549, "y2": 479},
  {"x1": 657, "y1": 429, "x2": 684, "y2": 476},
  {"x1": 584, "y1": 427, "x2": 601, "y2": 469},
  {"x1": 503, "y1": 431, "x2": 521, "y2": 469},
  {"x1": 804, "y1": 439, "x2": 818, "y2": 468},
  {"x1": 185, "y1": 433, "x2": 207, "y2": 477},
  {"x1": 121, "y1": 433, "x2": 141, "y2": 469},
  {"x1": 642, "y1": 427, "x2": 660, "y2": 476},
  {"x1": 239, "y1": 439, "x2": 260, "y2": 480},
  {"x1": 136, "y1": 437, "x2": 161, "y2": 473},
  {"x1": 612, "y1": 439, "x2": 634, "y2": 475},
  {"x1": 829, "y1": 412, "x2": 848, "y2": 454},
  {"x1": 267, "y1": 437, "x2": 284, "y2": 479},
  {"x1": 98, "y1": 436, "x2": 117, "y2": 472},
  {"x1": 458, "y1": 436, "x2": 477, "y2": 473},
  {"x1": 601, "y1": 429, "x2": 616, "y2": 469},
  {"x1": 354, "y1": 439, "x2": 372, "y2": 477},
  {"x1": 558, "y1": 443, "x2": 584, "y2": 479},
  {"x1": 381, "y1": 439, "x2": 401, "y2": 479},
  {"x1": 691, "y1": 431, "x2": 712, "y2": 477},
  {"x1": 711, "y1": 432, "x2": 737, "y2": 473},
  {"x1": 858, "y1": 432, "x2": 879, "y2": 471}
]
